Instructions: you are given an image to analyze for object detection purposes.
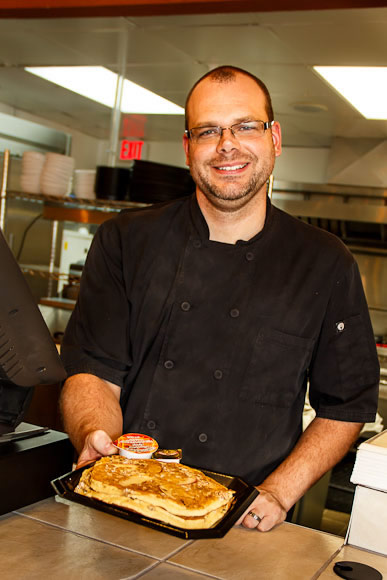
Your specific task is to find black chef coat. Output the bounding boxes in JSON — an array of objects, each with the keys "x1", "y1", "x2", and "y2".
[{"x1": 61, "y1": 195, "x2": 379, "y2": 485}]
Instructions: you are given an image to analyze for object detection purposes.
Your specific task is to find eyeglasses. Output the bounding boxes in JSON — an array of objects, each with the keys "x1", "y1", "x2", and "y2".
[{"x1": 185, "y1": 120, "x2": 274, "y2": 144}]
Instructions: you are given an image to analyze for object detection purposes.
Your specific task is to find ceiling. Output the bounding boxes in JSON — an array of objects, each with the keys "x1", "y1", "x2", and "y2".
[{"x1": 0, "y1": 7, "x2": 386, "y2": 151}]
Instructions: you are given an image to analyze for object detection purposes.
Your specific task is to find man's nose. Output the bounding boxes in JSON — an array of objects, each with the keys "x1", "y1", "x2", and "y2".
[{"x1": 216, "y1": 127, "x2": 240, "y2": 153}]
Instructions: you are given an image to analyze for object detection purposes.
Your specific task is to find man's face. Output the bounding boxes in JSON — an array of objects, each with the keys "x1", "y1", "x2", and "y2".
[{"x1": 183, "y1": 74, "x2": 281, "y2": 211}]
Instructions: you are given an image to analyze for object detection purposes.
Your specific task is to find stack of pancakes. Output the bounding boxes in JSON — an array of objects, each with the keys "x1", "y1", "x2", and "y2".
[{"x1": 75, "y1": 455, "x2": 235, "y2": 529}]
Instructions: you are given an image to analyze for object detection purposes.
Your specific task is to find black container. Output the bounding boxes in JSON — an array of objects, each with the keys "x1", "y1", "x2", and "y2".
[
  {"x1": 129, "y1": 159, "x2": 195, "y2": 204},
  {"x1": 1, "y1": 429, "x2": 74, "y2": 515},
  {"x1": 95, "y1": 166, "x2": 131, "y2": 201}
]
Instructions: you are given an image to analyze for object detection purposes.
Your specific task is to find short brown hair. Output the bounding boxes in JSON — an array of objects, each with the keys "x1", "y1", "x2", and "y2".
[{"x1": 185, "y1": 65, "x2": 274, "y2": 130}]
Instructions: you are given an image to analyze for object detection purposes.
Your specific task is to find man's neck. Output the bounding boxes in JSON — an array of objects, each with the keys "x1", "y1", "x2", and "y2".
[{"x1": 196, "y1": 190, "x2": 267, "y2": 244}]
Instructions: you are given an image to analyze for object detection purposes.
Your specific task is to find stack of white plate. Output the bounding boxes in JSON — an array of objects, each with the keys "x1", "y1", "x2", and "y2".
[
  {"x1": 73, "y1": 169, "x2": 96, "y2": 200},
  {"x1": 20, "y1": 151, "x2": 46, "y2": 194},
  {"x1": 40, "y1": 153, "x2": 75, "y2": 197}
]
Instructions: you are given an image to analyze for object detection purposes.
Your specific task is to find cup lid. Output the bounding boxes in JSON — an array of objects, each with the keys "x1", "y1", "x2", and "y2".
[{"x1": 113, "y1": 433, "x2": 158, "y2": 455}]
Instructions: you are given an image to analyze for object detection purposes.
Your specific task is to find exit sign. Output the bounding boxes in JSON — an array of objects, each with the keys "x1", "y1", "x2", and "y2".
[{"x1": 120, "y1": 140, "x2": 144, "y2": 160}]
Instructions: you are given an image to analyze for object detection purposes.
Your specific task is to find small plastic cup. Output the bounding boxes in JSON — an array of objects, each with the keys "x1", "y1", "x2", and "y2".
[{"x1": 113, "y1": 433, "x2": 158, "y2": 459}]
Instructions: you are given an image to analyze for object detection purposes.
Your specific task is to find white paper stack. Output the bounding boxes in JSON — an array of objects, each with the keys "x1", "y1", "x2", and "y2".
[
  {"x1": 40, "y1": 152, "x2": 75, "y2": 197},
  {"x1": 347, "y1": 485, "x2": 387, "y2": 555},
  {"x1": 350, "y1": 430, "x2": 387, "y2": 492},
  {"x1": 347, "y1": 430, "x2": 387, "y2": 555},
  {"x1": 20, "y1": 151, "x2": 46, "y2": 194}
]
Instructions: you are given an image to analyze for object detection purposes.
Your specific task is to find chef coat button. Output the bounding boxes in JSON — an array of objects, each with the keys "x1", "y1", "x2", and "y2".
[
  {"x1": 181, "y1": 301, "x2": 191, "y2": 311},
  {"x1": 230, "y1": 308, "x2": 239, "y2": 318},
  {"x1": 336, "y1": 321, "x2": 345, "y2": 332},
  {"x1": 246, "y1": 251, "x2": 254, "y2": 261},
  {"x1": 164, "y1": 359, "x2": 174, "y2": 369},
  {"x1": 147, "y1": 420, "x2": 156, "y2": 430},
  {"x1": 193, "y1": 239, "x2": 202, "y2": 249},
  {"x1": 198, "y1": 433, "x2": 208, "y2": 443},
  {"x1": 214, "y1": 369, "x2": 223, "y2": 380}
]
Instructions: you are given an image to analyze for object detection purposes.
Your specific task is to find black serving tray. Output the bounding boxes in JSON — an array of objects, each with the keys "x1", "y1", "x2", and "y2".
[{"x1": 51, "y1": 462, "x2": 259, "y2": 539}]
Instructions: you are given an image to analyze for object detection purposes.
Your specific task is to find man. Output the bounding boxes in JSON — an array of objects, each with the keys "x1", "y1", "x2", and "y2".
[{"x1": 60, "y1": 66, "x2": 379, "y2": 532}]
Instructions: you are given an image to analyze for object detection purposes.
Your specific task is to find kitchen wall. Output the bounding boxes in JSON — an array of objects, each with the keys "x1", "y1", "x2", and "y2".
[
  {"x1": 1, "y1": 98, "x2": 335, "y2": 187},
  {"x1": 0, "y1": 101, "x2": 105, "y2": 170}
]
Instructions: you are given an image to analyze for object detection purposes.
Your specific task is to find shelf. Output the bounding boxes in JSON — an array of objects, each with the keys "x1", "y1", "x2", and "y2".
[
  {"x1": 7, "y1": 190, "x2": 149, "y2": 224},
  {"x1": 39, "y1": 297, "x2": 75, "y2": 311}
]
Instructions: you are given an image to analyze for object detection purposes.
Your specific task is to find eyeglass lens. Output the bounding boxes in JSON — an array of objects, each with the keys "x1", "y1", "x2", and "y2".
[{"x1": 189, "y1": 120, "x2": 271, "y2": 143}]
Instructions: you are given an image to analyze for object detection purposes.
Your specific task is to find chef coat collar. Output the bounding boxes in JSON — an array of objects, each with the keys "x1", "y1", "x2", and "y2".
[{"x1": 189, "y1": 193, "x2": 274, "y2": 246}]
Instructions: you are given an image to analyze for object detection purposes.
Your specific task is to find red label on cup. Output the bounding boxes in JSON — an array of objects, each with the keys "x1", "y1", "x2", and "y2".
[{"x1": 113, "y1": 433, "x2": 158, "y2": 455}]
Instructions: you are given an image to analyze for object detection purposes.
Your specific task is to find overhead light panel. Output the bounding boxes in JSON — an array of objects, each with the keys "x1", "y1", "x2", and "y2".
[
  {"x1": 313, "y1": 66, "x2": 387, "y2": 120},
  {"x1": 25, "y1": 66, "x2": 184, "y2": 115}
]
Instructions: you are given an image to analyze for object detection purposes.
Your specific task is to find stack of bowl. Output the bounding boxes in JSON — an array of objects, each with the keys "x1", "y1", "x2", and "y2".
[
  {"x1": 20, "y1": 151, "x2": 46, "y2": 194},
  {"x1": 73, "y1": 169, "x2": 96, "y2": 200},
  {"x1": 40, "y1": 153, "x2": 75, "y2": 197}
]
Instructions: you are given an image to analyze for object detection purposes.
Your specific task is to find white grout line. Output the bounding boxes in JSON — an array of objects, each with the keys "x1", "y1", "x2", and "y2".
[
  {"x1": 126, "y1": 559, "x2": 224, "y2": 580},
  {"x1": 120, "y1": 559, "x2": 161, "y2": 580},
  {"x1": 158, "y1": 561, "x2": 224, "y2": 579},
  {"x1": 310, "y1": 547, "x2": 343, "y2": 580},
  {"x1": 159, "y1": 539, "x2": 196, "y2": 559}
]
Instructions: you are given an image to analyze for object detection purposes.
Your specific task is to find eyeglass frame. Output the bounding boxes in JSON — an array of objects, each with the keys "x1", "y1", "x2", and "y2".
[{"x1": 185, "y1": 119, "x2": 275, "y2": 143}]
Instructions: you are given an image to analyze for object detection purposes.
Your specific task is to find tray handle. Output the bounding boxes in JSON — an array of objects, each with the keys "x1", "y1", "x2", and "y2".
[{"x1": 51, "y1": 476, "x2": 68, "y2": 497}]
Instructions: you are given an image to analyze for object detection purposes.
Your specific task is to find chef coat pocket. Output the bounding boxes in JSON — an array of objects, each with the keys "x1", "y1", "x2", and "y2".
[
  {"x1": 333, "y1": 314, "x2": 379, "y2": 389},
  {"x1": 240, "y1": 328, "x2": 315, "y2": 407}
]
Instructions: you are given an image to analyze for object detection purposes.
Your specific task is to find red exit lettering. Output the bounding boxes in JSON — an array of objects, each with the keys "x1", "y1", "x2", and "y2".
[{"x1": 119, "y1": 140, "x2": 144, "y2": 160}]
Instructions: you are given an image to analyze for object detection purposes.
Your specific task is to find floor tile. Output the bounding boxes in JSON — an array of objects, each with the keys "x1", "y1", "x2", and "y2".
[
  {"x1": 0, "y1": 513, "x2": 156, "y2": 580},
  {"x1": 317, "y1": 545, "x2": 387, "y2": 578},
  {"x1": 132, "y1": 562, "x2": 220, "y2": 579},
  {"x1": 17, "y1": 497, "x2": 188, "y2": 559},
  {"x1": 169, "y1": 523, "x2": 344, "y2": 580}
]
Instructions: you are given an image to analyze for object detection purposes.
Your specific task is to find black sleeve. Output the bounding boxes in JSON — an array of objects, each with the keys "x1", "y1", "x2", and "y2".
[
  {"x1": 61, "y1": 218, "x2": 132, "y2": 388},
  {"x1": 309, "y1": 259, "x2": 380, "y2": 422}
]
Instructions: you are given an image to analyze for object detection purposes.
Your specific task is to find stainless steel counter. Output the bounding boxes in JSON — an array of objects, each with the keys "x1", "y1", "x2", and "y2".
[{"x1": 0, "y1": 496, "x2": 385, "y2": 579}]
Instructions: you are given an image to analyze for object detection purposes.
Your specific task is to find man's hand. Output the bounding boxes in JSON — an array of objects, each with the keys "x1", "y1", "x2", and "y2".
[
  {"x1": 235, "y1": 418, "x2": 363, "y2": 533},
  {"x1": 235, "y1": 488, "x2": 287, "y2": 532},
  {"x1": 60, "y1": 374, "x2": 123, "y2": 464},
  {"x1": 76, "y1": 429, "x2": 118, "y2": 468}
]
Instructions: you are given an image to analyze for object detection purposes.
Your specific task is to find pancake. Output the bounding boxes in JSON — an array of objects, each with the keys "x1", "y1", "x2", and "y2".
[{"x1": 75, "y1": 455, "x2": 235, "y2": 529}]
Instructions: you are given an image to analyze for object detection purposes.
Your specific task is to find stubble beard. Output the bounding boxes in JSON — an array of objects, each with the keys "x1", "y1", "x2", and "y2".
[{"x1": 190, "y1": 151, "x2": 275, "y2": 211}]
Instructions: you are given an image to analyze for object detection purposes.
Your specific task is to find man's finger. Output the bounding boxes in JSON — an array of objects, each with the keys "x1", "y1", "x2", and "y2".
[
  {"x1": 88, "y1": 429, "x2": 117, "y2": 455},
  {"x1": 76, "y1": 456, "x2": 97, "y2": 469},
  {"x1": 241, "y1": 510, "x2": 264, "y2": 529},
  {"x1": 76, "y1": 430, "x2": 118, "y2": 468},
  {"x1": 235, "y1": 506, "x2": 255, "y2": 526}
]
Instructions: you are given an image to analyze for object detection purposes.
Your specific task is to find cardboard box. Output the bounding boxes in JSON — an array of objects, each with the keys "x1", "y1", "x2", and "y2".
[{"x1": 346, "y1": 485, "x2": 387, "y2": 555}]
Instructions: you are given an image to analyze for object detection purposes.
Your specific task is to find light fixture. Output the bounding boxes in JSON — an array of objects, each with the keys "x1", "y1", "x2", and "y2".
[
  {"x1": 25, "y1": 66, "x2": 184, "y2": 115},
  {"x1": 313, "y1": 66, "x2": 387, "y2": 120},
  {"x1": 291, "y1": 102, "x2": 328, "y2": 114}
]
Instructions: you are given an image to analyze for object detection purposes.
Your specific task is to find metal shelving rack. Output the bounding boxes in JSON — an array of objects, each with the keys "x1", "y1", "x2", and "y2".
[{"x1": 1, "y1": 151, "x2": 148, "y2": 297}]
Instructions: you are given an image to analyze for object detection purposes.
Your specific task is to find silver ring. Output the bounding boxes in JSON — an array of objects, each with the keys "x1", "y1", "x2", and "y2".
[{"x1": 248, "y1": 511, "x2": 262, "y2": 523}]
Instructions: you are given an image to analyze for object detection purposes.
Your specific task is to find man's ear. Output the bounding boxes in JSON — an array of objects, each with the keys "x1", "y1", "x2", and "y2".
[
  {"x1": 183, "y1": 133, "x2": 190, "y2": 167},
  {"x1": 271, "y1": 122, "x2": 282, "y2": 157}
]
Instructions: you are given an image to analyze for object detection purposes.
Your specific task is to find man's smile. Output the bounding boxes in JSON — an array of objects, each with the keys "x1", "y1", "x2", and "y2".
[
  {"x1": 211, "y1": 162, "x2": 251, "y2": 176},
  {"x1": 215, "y1": 163, "x2": 249, "y2": 172}
]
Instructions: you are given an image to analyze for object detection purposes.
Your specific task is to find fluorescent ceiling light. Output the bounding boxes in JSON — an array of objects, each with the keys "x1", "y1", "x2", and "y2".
[
  {"x1": 25, "y1": 66, "x2": 184, "y2": 115},
  {"x1": 313, "y1": 66, "x2": 387, "y2": 120}
]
